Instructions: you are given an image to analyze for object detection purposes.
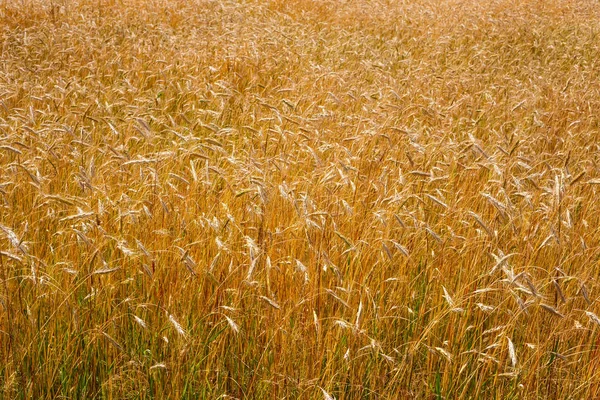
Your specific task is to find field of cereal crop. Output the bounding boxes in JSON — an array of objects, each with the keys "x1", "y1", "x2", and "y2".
[{"x1": 3, "y1": 0, "x2": 600, "y2": 398}]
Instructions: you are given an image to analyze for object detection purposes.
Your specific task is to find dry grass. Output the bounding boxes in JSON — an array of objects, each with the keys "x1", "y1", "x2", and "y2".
[{"x1": 2, "y1": 0, "x2": 600, "y2": 398}]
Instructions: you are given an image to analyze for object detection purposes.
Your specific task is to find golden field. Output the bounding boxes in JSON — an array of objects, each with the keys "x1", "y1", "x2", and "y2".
[{"x1": 2, "y1": 0, "x2": 600, "y2": 398}]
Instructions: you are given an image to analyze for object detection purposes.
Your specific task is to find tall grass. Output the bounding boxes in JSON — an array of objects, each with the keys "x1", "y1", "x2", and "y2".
[{"x1": 2, "y1": 0, "x2": 600, "y2": 398}]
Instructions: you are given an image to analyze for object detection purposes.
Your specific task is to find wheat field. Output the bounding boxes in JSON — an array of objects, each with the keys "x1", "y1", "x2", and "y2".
[{"x1": 2, "y1": 0, "x2": 600, "y2": 398}]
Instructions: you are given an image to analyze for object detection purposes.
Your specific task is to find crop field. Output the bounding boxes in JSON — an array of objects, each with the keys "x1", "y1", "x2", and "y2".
[{"x1": 2, "y1": 0, "x2": 600, "y2": 398}]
